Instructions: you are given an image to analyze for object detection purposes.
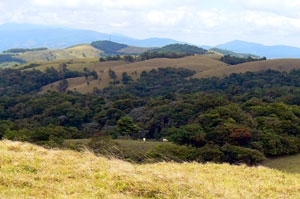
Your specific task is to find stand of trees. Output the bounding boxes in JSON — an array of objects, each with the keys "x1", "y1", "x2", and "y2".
[
  {"x1": 221, "y1": 55, "x2": 267, "y2": 65},
  {"x1": 3, "y1": 67, "x2": 300, "y2": 164}
]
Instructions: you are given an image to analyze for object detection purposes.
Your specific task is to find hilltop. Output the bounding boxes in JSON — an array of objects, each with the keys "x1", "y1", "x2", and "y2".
[{"x1": 1, "y1": 140, "x2": 300, "y2": 199}]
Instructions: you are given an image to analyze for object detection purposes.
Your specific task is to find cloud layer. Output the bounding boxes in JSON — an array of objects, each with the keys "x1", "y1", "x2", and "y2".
[{"x1": 1, "y1": 0, "x2": 300, "y2": 46}]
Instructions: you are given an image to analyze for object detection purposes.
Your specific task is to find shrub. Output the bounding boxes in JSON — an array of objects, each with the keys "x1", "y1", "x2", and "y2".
[
  {"x1": 230, "y1": 129, "x2": 252, "y2": 145},
  {"x1": 221, "y1": 144, "x2": 266, "y2": 165},
  {"x1": 197, "y1": 144, "x2": 225, "y2": 163},
  {"x1": 146, "y1": 143, "x2": 200, "y2": 162}
]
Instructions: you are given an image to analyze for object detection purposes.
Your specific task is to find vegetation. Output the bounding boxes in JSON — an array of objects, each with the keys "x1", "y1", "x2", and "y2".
[
  {"x1": 150, "y1": 43, "x2": 208, "y2": 54},
  {"x1": 263, "y1": 154, "x2": 300, "y2": 173},
  {"x1": 3, "y1": 65, "x2": 300, "y2": 164},
  {"x1": 0, "y1": 54, "x2": 26, "y2": 64},
  {"x1": 1, "y1": 140, "x2": 300, "y2": 199},
  {"x1": 210, "y1": 47, "x2": 260, "y2": 58},
  {"x1": 3, "y1": 47, "x2": 48, "y2": 53},
  {"x1": 91, "y1": 40, "x2": 128, "y2": 55},
  {"x1": 221, "y1": 55, "x2": 267, "y2": 65}
]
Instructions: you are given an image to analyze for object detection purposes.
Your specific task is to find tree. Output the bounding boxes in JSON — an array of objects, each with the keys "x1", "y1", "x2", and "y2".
[
  {"x1": 122, "y1": 72, "x2": 133, "y2": 84},
  {"x1": 109, "y1": 69, "x2": 117, "y2": 80},
  {"x1": 57, "y1": 79, "x2": 69, "y2": 92},
  {"x1": 117, "y1": 116, "x2": 140, "y2": 136}
]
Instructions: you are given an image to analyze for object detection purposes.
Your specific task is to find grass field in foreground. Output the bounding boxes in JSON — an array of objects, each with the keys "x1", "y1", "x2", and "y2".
[{"x1": 1, "y1": 140, "x2": 300, "y2": 199}]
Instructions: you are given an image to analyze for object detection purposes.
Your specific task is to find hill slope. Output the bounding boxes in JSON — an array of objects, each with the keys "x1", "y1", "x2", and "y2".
[
  {"x1": 199, "y1": 58, "x2": 300, "y2": 78},
  {"x1": 216, "y1": 40, "x2": 300, "y2": 59},
  {"x1": 14, "y1": 44, "x2": 104, "y2": 62},
  {"x1": 1, "y1": 140, "x2": 300, "y2": 199},
  {"x1": 23, "y1": 55, "x2": 300, "y2": 93}
]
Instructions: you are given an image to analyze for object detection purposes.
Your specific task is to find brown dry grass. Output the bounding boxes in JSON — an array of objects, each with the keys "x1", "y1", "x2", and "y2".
[
  {"x1": 1, "y1": 140, "x2": 300, "y2": 199},
  {"x1": 26, "y1": 55, "x2": 300, "y2": 93}
]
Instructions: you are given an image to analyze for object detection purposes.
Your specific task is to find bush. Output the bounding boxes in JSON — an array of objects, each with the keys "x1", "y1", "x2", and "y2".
[
  {"x1": 221, "y1": 144, "x2": 266, "y2": 165},
  {"x1": 146, "y1": 143, "x2": 200, "y2": 162},
  {"x1": 197, "y1": 144, "x2": 225, "y2": 163}
]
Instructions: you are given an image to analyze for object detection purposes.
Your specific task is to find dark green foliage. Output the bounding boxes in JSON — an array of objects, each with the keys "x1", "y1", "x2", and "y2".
[
  {"x1": 0, "y1": 54, "x2": 26, "y2": 64},
  {"x1": 210, "y1": 48, "x2": 260, "y2": 58},
  {"x1": 108, "y1": 69, "x2": 117, "y2": 80},
  {"x1": 91, "y1": 40, "x2": 128, "y2": 55},
  {"x1": 3, "y1": 65, "x2": 300, "y2": 164},
  {"x1": 122, "y1": 72, "x2": 133, "y2": 84},
  {"x1": 221, "y1": 145, "x2": 266, "y2": 165},
  {"x1": 117, "y1": 116, "x2": 140, "y2": 136},
  {"x1": 150, "y1": 44, "x2": 208, "y2": 54},
  {"x1": 221, "y1": 55, "x2": 267, "y2": 65},
  {"x1": 146, "y1": 143, "x2": 201, "y2": 162},
  {"x1": 3, "y1": 47, "x2": 48, "y2": 53},
  {"x1": 140, "y1": 51, "x2": 193, "y2": 60},
  {"x1": 0, "y1": 67, "x2": 83, "y2": 96}
]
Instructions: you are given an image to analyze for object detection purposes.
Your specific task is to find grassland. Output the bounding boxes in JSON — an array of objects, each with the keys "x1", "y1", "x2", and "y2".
[
  {"x1": 198, "y1": 58, "x2": 300, "y2": 78},
  {"x1": 41, "y1": 54, "x2": 229, "y2": 93},
  {"x1": 65, "y1": 139, "x2": 164, "y2": 153},
  {"x1": 13, "y1": 44, "x2": 104, "y2": 62},
  {"x1": 263, "y1": 154, "x2": 300, "y2": 174},
  {"x1": 1, "y1": 140, "x2": 300, "y2": 199},
  {"x1": 15, "y1": 54, "x2": 300, "y2": 94}
]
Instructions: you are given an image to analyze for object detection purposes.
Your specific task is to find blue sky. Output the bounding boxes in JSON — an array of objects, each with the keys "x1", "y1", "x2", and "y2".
[{"x1": 1, "y1": 0, "x2": 300, "y2": 46}]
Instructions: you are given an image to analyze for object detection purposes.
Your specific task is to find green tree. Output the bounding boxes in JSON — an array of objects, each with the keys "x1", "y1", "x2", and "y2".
[{"x1": 117, "y1": 116, "x2": 140, "y2": 136}]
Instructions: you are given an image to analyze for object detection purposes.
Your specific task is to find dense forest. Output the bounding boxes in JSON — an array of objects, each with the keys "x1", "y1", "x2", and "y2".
[
  {"x1": 2, "y1": 65, "x2": 300, "y2": 165},
  {"x1": 150, "y1": 44, "x2": 208, "y2": 54},
  {"x1": 221, "y1": 55, "x2": 267, "y2": 65},
  {"x1": 3, "y1": 47, "x2": 48, "y2": 53}
]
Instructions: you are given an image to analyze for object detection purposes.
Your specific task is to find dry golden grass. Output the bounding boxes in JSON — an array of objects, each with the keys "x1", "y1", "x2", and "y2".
[
  {"x1": 199, "y1": 59, "x2": 300, "y2": 78},
  {"x1": 25, "y1": 55, "x2": 300, "y2": 93},
  {"x1": 41, "y1": 55, "x2": 229, "y2": 93},
  {"x1": 15, "y1": 44, "x2": 103, "y2": 62},
  {"x1": 0, "y1": 140, "x2": 300, "y2": 199}
]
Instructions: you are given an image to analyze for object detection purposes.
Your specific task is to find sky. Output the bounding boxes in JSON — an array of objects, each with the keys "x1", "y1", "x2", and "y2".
[{"x1": 1, "y1": 0, "x2": 300, "y2": 46}]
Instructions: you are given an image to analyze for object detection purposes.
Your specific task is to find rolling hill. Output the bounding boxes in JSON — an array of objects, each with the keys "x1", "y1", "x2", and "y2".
[
  {"x1": 0, "y1": 41, "x2": 153, "y2": 67},
  {"x1": 1, "y1": 140, "x2": 300, "y2": 199},
  {"x1": 210, "y1": 47, "x2": 260, "y2": 58},
  {"x1": 19, "y1": 54, "x2": 299, "y2": 94}
]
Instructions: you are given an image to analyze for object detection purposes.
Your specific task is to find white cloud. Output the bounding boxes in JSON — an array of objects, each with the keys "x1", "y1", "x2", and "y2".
[
  {"x1": 232, "y1": 0, "x2": 300, "y2": 17},
  {"x1": 146, "y1": 9, "x2": 186, "y2": 26},
  {"x1": 2, "y1": 0, "x2": 300, "y2": 46}
]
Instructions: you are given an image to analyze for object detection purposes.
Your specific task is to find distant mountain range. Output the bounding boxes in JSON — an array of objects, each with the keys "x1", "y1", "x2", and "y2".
[
  {"x1": 1, "y1": 23, "x2": 300, "y2": 59},
  {"x1": 0, "y1": 23, "x2": 181, "y2": 52},
  {"x1": 215, "y1": 40, "x2": 300, "y2": 59}
]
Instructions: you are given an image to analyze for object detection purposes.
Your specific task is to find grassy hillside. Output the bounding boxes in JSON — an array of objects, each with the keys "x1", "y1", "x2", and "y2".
[
  {"x1": 199, "y1": 58, "x2": 300, "y2": 78},
  {"x1": 40, "y1": 54, "x2": 228, "y2": 93},
  {"x1": 19, "y1": 55, "x2": 300, "y2": 93},
  {"x1": 1, "y1": 140, "x2": 300, "y2": 199},
  {"x1": 15, "y1": 44, "x2": 104, "y2": 62}
]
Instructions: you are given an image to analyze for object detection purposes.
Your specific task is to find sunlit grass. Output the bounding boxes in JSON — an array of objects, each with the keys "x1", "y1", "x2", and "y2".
[{"x1": 1, "y1": 140, "x2": 300, "y2": 198}]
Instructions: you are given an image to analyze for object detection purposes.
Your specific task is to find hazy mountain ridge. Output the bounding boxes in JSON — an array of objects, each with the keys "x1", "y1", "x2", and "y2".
[
  {"x1": 0, "y1": 23, "x2": 181, "y2": 52},
  {"x1": 216, "y1": 40, "x2": 300, "y2": 59}
]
